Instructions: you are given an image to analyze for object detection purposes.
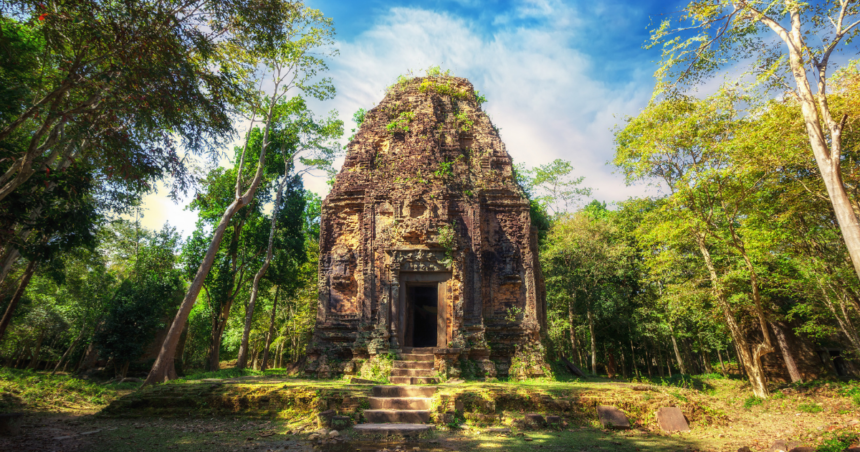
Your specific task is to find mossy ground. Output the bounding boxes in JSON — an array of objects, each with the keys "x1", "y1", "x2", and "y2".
[{"x1": 2, "y1": 368, "x2": 860, "y2": 451}]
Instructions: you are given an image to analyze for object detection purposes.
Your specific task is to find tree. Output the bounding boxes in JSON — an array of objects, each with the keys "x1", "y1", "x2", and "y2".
[
  {"x1": 649, "y1": 0, "x2": 860, "y2": 281},
  {"x1": 235, "y1": 98, "x2": 341, "y2": 369},
  {"x1": 93, "y1": 226, "x2": 184, "y2": 379},
  {"x1": 516, "y1": 159, "x2": 591, "y2": 216},
  {"x1": 144, "y1": 3, "x2": 337, "y2": 385}
]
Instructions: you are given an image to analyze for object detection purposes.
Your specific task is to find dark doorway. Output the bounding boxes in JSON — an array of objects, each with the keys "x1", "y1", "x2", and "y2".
[{"x1": 409, "y1": 286, "x2": 438, "y2": 348}]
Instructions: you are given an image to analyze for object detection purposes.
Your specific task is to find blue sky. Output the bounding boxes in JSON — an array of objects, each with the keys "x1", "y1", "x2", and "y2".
[{"x1": 139, "y1": 0, "x2": 684, "y2": 235}]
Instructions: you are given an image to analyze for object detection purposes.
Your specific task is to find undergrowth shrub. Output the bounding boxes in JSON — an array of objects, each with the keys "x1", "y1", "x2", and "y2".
[
  {"x1": 817, "y1": 431, "x2": 859, "y2": 452},
  {"x1": 797, "y1": 403, "x2": 823, "y2": 413},
  {"x1": 358, "y1": 353, "x2": 394, "y2": 383},
  {"x1": 743, "y1": 396, "x2": 763, "y2": 409},
  {"x1": 0, "y1": 368, "x2": 134, "y2": 411}
]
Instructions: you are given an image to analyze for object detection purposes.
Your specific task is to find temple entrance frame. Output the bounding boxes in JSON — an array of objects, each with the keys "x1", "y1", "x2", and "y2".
[
  {"x1": 398, "y1": 273, "x2": 448, "y2": 349},
  {"x1": 385, "y1": 248, "x2": 450, "y2": 352}
]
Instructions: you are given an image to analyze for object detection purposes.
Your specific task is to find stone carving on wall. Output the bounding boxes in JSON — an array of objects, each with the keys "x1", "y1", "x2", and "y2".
[
  {"x1": 499, "y1": 241, "x2": 522, "y2": 285},
  {"x1": 330, "y1": 244, "x2": 355, "y2": 286}
]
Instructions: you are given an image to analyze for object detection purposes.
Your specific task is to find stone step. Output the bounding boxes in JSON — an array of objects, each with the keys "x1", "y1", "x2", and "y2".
[
  {"x1": 391, "y1": 368, "x2": 435, "y2": 377},
  {"x1": 389, "y1": 376, "x2": 439, "y2": 385},
  {"x1": 369, "y1": 397, "x2": 432, "y2": 410},
  {"x1": 405, "y1": 347, "x2": 435, "y2": 353},
  {"x1": 398, "y1": 354, "x2": 434, "y2": 362},
  {"x1": 353, "y1": 424, "x2": 434, "y2": 436},
  {"x1": 392, "y1": 360, "x2": 434, "y2": 370},
  {"x1": 363, "y1": 410, "x2": 430, "y2": 424},
  {"x1": 372, "y1": 386, "x2": 437, "y2": 398}
]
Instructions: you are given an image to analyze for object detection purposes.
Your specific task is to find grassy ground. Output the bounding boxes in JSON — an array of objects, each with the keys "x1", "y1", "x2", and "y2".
[
  {"x1": 0, "y1": 367, "x2": 141, "y2": 413},
  {"x1": 2, "y1": 367, "x2": 860, "y2": 451}
]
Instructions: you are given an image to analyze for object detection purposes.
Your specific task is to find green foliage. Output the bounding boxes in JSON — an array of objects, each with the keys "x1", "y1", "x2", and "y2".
[
  {"x1": 797, "y1": 403, "x2": 823, "y2": 413},
  {"x1": 743, "y1": 396, "x2": 763, "y2": 409},
  {"x1": 434, "y1": 158, "x2": 460, "y2": 179},
  {"x1": 347, "y1": 108, "x2": 367, "y2": 142},
  {"x1": 505, "y1": 306, "x2": 524, "y2": 322},
  {"x1": 94, "y1": 225, "x2": 185, "y2": 376},
  {"x1": 0, "y1": 368, "x2": 134, "y2": 411},
  {"x1": 386, "y1": 111, "x2": 415, "y2": 134},
  {"x1": 358, "y1": 353, "x2": 395, "y2": 383},
  {"x1": 817, "y1": 431, "x2": 860, "y2": 452},
  {"x1": 455, "y1": 112, "x2": 473, "y2": 132},
  {"x1": 437, "y1": 224, "x2": 456, "y2": 268},
  {"x1": 475, "y1": 91, "x2": 488, "y2": 105}
]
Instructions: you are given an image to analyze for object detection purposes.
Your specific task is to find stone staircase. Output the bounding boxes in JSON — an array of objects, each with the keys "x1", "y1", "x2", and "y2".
[
  {"x1": 353, "y1": 385, "x2": 437, "y2": 435},
  {"x1": 353, "y1": 349, "x2": 439, "y2": 436},
  {"x1": 389, "y1": 347, "x2": 439, "y2": 385}
]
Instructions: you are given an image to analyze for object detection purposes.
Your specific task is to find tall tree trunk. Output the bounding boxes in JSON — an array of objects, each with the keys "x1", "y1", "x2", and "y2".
[
  {"x1": 587, "y1": 307, "x2": 597, "y2": 375},
  {"x1": 27, "y1": 328, "x2": 46, "y2": 369},
  {"x1": 53, "y1": 325, "x2": 86, "y2": 374},
  {"x1": 629, "y1": 336, "x2": 640, "y2": 378},
  {"x1": 818, "y1": 280, "x2": 860, "y2": 355},
  {"x1": 260, "y1": 286, "x2": 281, "y2": 371},
  {"x1": 773, "y1": 16, "x2": 860, "y2": 281},
  {"x1": 696, "y1": 233, "x2": 769, "y2": 397},
  {"x1": 668, "y1": 323, "x2": 687, "y2": 374},
  {"x1": 644, "y1": 348, "x2": 653, "y2": 378},
  {"x1": 0, "y1": 248, "x2": 21, "y2": 290},
  {"x1": 0, "y1": 260, "x2": 36, "y2": 342},
  {"x1": 237, "y1": 170, "x2": 289, "y2": 369},
  {"x1": 717, "y1": 348, "x2": 726, "y2": 375},
  {"x1": 568, "y1": 297, "x2": 578, "y2": 368},
  {"x1": 175, "y1": 321, "x2": 189, "y2": 377},
  {"x1": 770, "y1": 321, "x2": 802, "y2": 383},
  {"x1": 144, "y1": 79, "x2": 282, "y2": 386}
]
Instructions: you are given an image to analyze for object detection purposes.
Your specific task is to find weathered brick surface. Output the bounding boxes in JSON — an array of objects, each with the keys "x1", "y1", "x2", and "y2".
[{"x1": 307, "y1": 76, "x2": 547, "y2": 378}]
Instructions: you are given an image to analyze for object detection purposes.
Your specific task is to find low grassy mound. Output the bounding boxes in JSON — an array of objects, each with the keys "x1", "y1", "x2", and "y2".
[{"x1": 0, "y1": 368, "x2": 140, "y2": 413}]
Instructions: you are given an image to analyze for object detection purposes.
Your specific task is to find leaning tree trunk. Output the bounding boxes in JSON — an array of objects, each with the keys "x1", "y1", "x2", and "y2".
[
  {"x1": 236, "y1": 171, "x2": 289, "y2": 370},
  {"x1": 778, "y1": 21, "x2": 860, "y2": 282},
  {"x1": 668, "y1": 323, "x2": 687, "y2": 375},
  {"x1": 53, "y1": 324, "x2": 87, "y2": 374},
  {"x1": 0, "y1": 259, "x2": 36, "y2": 343},
  {"x1": 260, "y1": 286, "x2": 281, "y2": 371},
  {"x1": 27, "y1": 328, "x2": 46, "y2": 369},
  {"x1": 587, "y1": 307, "x2": 597, "y2": 375},
  {"x1": 144, "y1": 98, "x2": 276, "y2": 386},
  {"x1": 770, "y1": 321, "x2": 802, "y2": 383},
  {"x1": 696, "y1": 234, "x2": 769, "y2": 397}
]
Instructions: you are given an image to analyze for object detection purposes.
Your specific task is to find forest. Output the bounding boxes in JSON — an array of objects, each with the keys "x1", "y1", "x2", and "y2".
[{"x1": 2, "y1": 0, "x2": 860, "y2": 405}]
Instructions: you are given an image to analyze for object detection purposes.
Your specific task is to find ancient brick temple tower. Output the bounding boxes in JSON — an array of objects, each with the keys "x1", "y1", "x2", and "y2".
[{"x1": 306, "y1": 75, "x2": 549, "y2": 380}]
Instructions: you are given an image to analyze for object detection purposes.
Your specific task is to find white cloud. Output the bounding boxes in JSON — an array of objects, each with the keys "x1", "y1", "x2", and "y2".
[
  {"x1": 141, "y1": 1, "x2": 659, "y2": 236},
  {"x1": 309, "y1": 4, "x2": 655, "y2": 205}
]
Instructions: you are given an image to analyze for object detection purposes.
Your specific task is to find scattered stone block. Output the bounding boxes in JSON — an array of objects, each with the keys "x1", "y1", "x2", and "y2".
[
  {"x1": 523, "y1": 413, "x2": 546, "y2": 429},
  {"x1": 597, "y1": 406, "x2": 630, "y2": 429},
  {"x1": 787, "y1": 448, "x2": 815, "y2": 452},
  {"x1": 546, "y1": 415, "x2": 561, "y2": 426},
  {"x1": 770, "y1": 440, "x2": 801, "y2": 452},
  {"x1": 656, "y1": 407, "x2": 690, "y2": 432},
  {"x1": 0, "y1": 413, "x2": 23, "y2": 436},
  {"x1": 486, "y1": 427, "x2": 511, "y2": 434},
  {"x1": 330, "y1": 416, "x2": 352, "y2": 430},
  {"x1": 316, "y1": 410, "x2": 335, "y2": 429},
  {"x1": 327, "y1": 430, "x2": 339, "y2": 438},
  {"x1": 350, "y1": 378, "x2": 376, "y2": 384}
]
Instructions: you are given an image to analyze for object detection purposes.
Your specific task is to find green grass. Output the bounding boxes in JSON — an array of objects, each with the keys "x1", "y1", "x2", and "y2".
[
  {"x1": 797, "y1": 402, "x2": 823, "y2": 413},
  {"x1": 0, "y1": 367, "x2": 139, "y2": 412},
  {"x1": 816, "y1": 431, "x2": 860, "y2": 452},
  {"x1": 743, "y1": 396, "x2": 763, "y2": 409}
]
